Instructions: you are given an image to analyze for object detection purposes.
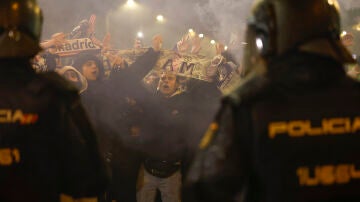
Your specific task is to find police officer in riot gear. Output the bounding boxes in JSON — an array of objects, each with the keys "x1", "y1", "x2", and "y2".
[
  {"x1": 0, "y1": 1, "x2": 108, "y2": 202},
  {"x1": 186, "y1": 0, "x2": 360, "y2": 201}
]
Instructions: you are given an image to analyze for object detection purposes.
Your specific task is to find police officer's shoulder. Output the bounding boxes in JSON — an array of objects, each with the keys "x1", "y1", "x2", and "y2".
[{"x1": 224, "y1": 73, "x2": 270, "y2": 106}]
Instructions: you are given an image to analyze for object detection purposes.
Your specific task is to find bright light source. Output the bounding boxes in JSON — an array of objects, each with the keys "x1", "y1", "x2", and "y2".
[
  {"x1": 224, "y1": 46, "x2": 228, "y2": 51},
  {"x1": 198, "y1": 33, "x2": 204, "y2": 38},
  {"x1": 156, "y1": 15, "x2": 164, "y2": 22},
  {"x1": 137, "y1": 31, "x2": 144, "y2": 38},
  {"x1": 256, "y1": 38, "x2": 263, "y2": 50},
  {"x1": 327, "y1": 0, "x2": 340, "y2": 10},
  {"x1": 210, "y1": 40, "x2": 216, "y2": 45},
  {"x1": 126, "y1": 0, "x2": 136, "y2": 8},
  {"x1": 188, "y1": 29, "x2": 196, "y2": 37},
  {"x1": 341, "y1": 31, "x2": 347, "y2": 37}
]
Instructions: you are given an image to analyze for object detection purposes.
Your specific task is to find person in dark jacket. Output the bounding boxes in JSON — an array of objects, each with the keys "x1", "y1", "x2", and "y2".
[
  {"x1": 186, "y1": 0, "x2": 360, "y2": 202},
  {"x1": 73, "y1": 52, "x2": 117, "y2": 202},
  {"x1": 73, "y1": 52, "x2": 112, "y2": 152},
  {"x1": 137, "y1": 71, "x2": 191, "y2": 202},
  {"x1": 0, "y1": 1, "x2": 108, "y2": 202},
  {"x1": 104, "y1": 35, "x2": 163, "y2": 202}
]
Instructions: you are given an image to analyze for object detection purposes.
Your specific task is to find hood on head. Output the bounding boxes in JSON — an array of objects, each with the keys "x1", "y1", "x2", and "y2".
[{"x1": 56, "y1": 65, "x2": 88, "y2": 93}]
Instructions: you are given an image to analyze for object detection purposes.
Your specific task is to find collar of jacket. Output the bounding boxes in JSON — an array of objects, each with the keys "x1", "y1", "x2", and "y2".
[
  {"x1": 266, "y1": 51, "x2": 346, "y2": 85},
  {"x1": 225, "y1": 51, "x2": 348, "y2": 106},
  {"x1": 168, "y1": 89, "x2": 183, "y2": 98}
]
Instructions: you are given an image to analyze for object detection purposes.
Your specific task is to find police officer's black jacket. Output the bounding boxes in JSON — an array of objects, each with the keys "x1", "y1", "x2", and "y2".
[
  {"x1": 187, "y1": 52, "x2": 360, "y2": 202},
  {"x1": 0, "y1": 59, "x2": 108, "y2": 202}
]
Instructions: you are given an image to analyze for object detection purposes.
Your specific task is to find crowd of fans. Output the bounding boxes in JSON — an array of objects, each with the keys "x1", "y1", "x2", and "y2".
[
  {"x1": 31, "y1": 12, "x2": 360, "y2": 202},
  {"x1": 31, "y1": 16, "x2": 241, "y2": 202}
]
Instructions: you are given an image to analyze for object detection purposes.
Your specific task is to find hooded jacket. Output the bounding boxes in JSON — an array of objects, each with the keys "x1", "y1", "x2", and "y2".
[{"x1": 56, "y1": 65, "x2": 88, "y2": 94}]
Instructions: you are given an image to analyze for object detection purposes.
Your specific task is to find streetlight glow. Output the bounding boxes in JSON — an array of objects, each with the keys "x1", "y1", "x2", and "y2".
[
  {"x1": 188, "y1": 29, "x2": 196, "y2": 37},
  {"x1": 198, "y1": 33, "x2": 204, "y2": 38},
  {"x1": 256, "y1": 38, "x2": 263, "y2": 50},
  {"x1": 341, "y1": 31, "x2": 347, "y2": 37},
  {"x1": 327, "y1": 0, "x2": 334, "y2": 5},
  {"x1": 156, "y1": 15, "x2": 164, "y2": 22},
  {"x1": 210, "y1": 40, "x2": 216, "y2": 45},
  {"x1": 126, "y1": 0, "x2": 136, "y2": 8},
  {"x1": 224, "y1": 46, "x2": 228, "y2": 51},
  {"x1": 137, "y1": 31, "x2": 144, "y2": 38}
]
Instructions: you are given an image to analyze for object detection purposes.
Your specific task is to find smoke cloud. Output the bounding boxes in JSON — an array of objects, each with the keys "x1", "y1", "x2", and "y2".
[
  {"x1": 38, "y1": 0, "x2": 360, "y2": 47},
  {"x1": 38, "y1": 0, "x2": 253, "y2": 49},
  {"x1": 195, "y1": 0, "x2": 252, "y2": 44}
]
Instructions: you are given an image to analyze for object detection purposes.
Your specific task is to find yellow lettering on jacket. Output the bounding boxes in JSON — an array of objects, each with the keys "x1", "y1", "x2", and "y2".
[
  {"x1": 297, "y1": 164, "x2": 360, "y2": 186},
  {"x1": 0, "y1": 110, "x2": 11, "y2": 122},
  {"x1": 0, "y1": 148, "x2": 21, "y2": 166},
  {"x1": 269, "y1": 117, "x2": 360, "y2": 139},
  {"x1": 0, "y1": 109, "x2": 38, "y2": 125}
]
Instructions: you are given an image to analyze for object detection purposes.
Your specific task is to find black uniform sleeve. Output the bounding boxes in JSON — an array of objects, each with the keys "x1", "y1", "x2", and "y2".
[
  {"x1": 56, "y1": 87, "x2": 109, "y2": 198},
  {"x1": 185, "y1": 99, "x2": 252, "y2": 202},
  {"x1": 109, "y1": 48, "x2": 160, "y2": 84}
]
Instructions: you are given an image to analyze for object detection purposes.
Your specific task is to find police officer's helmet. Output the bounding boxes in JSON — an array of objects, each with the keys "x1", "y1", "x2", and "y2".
[
  {"x1": 0, "y1": 0, "x2": 43, "y2": 58},
  {"x1": 248, "y1": 0, "x2": 354, "y2": 64}
]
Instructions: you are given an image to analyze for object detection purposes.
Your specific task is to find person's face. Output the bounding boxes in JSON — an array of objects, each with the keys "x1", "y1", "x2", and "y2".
[
  {"x1": 159, "y1": 72, "x2": 178, "y2": 97},
  {"x1": 64, "y1": 70, "x2": 79, "y2": 83},
  {"x1": 82, "y1": 60, "x2": 99, "y2": 81}
]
